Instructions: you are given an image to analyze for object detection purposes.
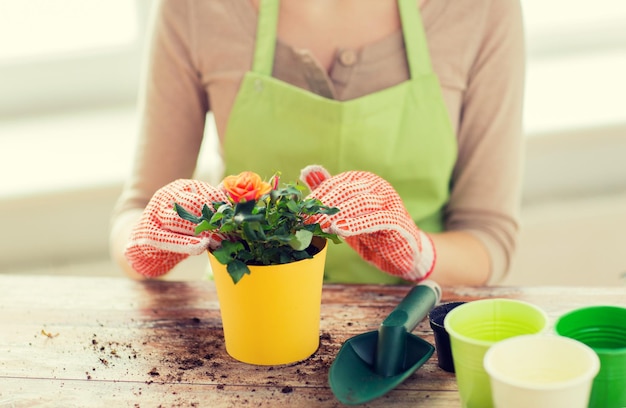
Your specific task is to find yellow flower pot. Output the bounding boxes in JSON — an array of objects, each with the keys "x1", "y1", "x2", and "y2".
[{"x1": 209, "y1": 238, "x2": 327, "y2": 365}]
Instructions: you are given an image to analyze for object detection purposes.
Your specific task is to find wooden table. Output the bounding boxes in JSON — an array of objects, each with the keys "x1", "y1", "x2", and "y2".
[{"x1": 0, "y1": 274, "x2": 624, "y2": 407}]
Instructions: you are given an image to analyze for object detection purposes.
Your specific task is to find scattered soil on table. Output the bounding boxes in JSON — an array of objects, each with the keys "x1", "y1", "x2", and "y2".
[{"x1": 86, "y1": 317, "x2": 339, "y2": 406}]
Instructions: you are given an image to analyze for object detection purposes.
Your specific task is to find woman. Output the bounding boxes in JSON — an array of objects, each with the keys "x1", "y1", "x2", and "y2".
[{"x1": 110, "y1": 0, "x2": 525, "y2": 286}]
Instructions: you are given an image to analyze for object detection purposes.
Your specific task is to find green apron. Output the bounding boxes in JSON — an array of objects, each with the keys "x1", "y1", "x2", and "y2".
[{"x1": 222, "y1": 0, "x2": 457, "y2": 284}]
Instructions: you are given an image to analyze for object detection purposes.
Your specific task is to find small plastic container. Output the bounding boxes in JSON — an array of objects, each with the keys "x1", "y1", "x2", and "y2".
[{"x1": 428, "y1": 301, "x2": 466, "y2": 372}]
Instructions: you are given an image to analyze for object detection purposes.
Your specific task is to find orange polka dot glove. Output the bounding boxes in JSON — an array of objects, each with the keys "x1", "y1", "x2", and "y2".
[
  {"x1": 300, "y1": 165, "x2": 436, "y2": 282},
  {"x1": 125, "y1": 179, "x2": 229, "y2": 278}
]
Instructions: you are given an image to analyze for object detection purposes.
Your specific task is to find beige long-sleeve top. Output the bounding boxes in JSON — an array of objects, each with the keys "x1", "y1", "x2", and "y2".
[{"x1": 112, "y1": 0, "x2": 525, "y2": 284}]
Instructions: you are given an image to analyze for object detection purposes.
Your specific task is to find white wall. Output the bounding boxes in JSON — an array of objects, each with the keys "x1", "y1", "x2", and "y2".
[{"x1": 505, "y1": 124, "x2": 626, "y2": 286}]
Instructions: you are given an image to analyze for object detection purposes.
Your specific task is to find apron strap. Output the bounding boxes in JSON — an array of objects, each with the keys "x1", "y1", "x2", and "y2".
[
  {"x1": 252, "y1": 0, "x2": 279, "y2": 76},
  {"x1": 398, "y1": 0, "x2": 433, "y2": 77}
]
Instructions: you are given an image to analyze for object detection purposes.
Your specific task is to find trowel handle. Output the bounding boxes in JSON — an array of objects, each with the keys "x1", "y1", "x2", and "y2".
[
  {"x1": 375, "y1": 280, "x2": 441, "y2": 377},
  {"x1": 381, "y1": 280, "x2": 441, "y2": 332}
]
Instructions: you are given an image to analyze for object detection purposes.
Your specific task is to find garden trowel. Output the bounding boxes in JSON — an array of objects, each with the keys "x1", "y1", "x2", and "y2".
[{"x1": 328, "y1": 280, "x2": 441, "y2": 405}]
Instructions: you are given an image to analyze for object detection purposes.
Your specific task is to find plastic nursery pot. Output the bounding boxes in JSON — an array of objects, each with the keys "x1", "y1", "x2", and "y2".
[
  {"x1": 483, "y1": 334, "x2": 600, "y2": 408},
  {"x1": 428, "y1": 301, "x2": 466, "y2": 372},
  {"x1": 444, "y1": 298, "x2": 549, "y2": 408},
  {"x1": 210, "y1": 238, "x2": 327, "y2": 366},
  {"x1": 555, "y1": 306, "x2": 626, "y2": 408}
]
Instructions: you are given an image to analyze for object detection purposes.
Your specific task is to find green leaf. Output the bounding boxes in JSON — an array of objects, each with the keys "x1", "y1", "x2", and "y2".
[
  {"x1": 210, "y1": 212, "x2": 225, "y2": 223},
  {"x1": 292, "y1": 250, "x2": 312, "y2": 261},
  {"x1": 227, "y1": 260, "x2": 250, "y2": 284},
  {"x1": 289, "y1": 229, "x2": 313, "y2": 251},
  {"x1": 279, "y1": 251, "x2": 293, "y2": 263},
  {"x1": 234, "y1": 212, "x2": 264, "y2": 224},
  {"x1": 243, "y1": 221, "x2": 266, "y2": 242},
  {"x1": 215, "y1": 203, "x2": 232, "y2": 214},
  {"x1": 174, "y1": 203, "x2": 203, "y2": 224},
  {"x1": 218, "y1": 223, "x2": 237, "y2": 233},
  {"x1": 309, "y1": 224, "x2": 343, "y2": 244},
  {"x1": 323, "y1": 206, "x2": 340, "y2": 215},
  {"x1": 286, "y1": 199, "x2": 300, "y2": 213},
  {"x1": 212, "y1": 249, "x2": 233, "y2": 265},
  {"x1": 234, "y1": 199, "x2": 256, "y2": 215},
  {"x1": 213, "y1": 240, "x2": 244, "y2": 264},
  {"x1": 237, "y1": 249, "x2": 255, "y2": 263},
  {"x1": 201, "y1": 204, "x2": 215, "y2": 219},
  {"x1": 327, "y1": 234, "x2": 343, "y2": 245},
  {"x1": 194, "y1": 220, "x2": 213, "y2": 234}
]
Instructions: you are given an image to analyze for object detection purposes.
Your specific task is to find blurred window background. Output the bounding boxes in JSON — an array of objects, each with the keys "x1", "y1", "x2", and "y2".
[
  {"x1": 523, "y1": 0, "x2": 626, "y2": 134},
  {"x1": 0, "y1": 0, "x2": 624, "y2": 285},
  {"x1": 0, "y1": 0, "x2": 143, "y2": 115}
]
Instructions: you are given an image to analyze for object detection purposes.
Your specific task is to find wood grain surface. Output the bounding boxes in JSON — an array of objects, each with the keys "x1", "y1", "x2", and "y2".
[{"x1": 0, "y1": 275, "x2": 624, "y2": 407}]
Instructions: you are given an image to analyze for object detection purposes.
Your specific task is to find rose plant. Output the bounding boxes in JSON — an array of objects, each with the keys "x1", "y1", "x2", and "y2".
[{"x1": 174, "y1": 171, "x2": 341, "y2": 284}]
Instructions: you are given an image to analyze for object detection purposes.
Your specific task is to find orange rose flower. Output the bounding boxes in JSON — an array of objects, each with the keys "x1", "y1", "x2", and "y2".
[{"x1": 222, "y1": 171, "x2": 273, "y2": 203}]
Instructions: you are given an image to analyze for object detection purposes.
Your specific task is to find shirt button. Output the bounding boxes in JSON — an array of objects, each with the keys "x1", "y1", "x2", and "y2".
[{"x1": 339, "y1": 49, "x2": 357, "y2": 66}]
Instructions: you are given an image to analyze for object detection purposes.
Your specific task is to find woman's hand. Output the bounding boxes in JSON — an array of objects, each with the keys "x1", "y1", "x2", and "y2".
[
  {"x1": 300, "y1": 165, "x2": 435, "y2": 282},
  {"x1": 124, "y1": 179, "x2": 229, "y2": 278}
]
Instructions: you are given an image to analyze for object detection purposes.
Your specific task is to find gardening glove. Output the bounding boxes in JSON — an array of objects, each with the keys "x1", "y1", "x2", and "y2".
[
  {"x1": 125, "y1": 179, "x2": 229, "y2": 278},
  {"x1": 300, "y1": 165, "x2": 435, "y2": 282}
]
